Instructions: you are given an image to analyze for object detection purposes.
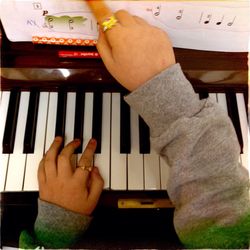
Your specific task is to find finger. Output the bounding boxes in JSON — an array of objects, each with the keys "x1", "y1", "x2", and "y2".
[
  {"x1": 45, "y1": 136, "x2": 63, "y2": 162},
  {"x1": 86, "y1": 0, "x2": 122, "y2": 44},
  {"x1": 96, "y1": 29, "x2": 115, "y2": 67},
  {"x1": 78, "y1": 139, "x2": 97, "y2": 166},
  {"x1": 74, "y1": 139, "x2": 97, "y2": 182},
  {"x1": 57, "y1": 139, "x2": 81, "y2": 178},
  {"x1": 44, "y1": 136, "x2": 63, "y2": 178},
  {"x1": 133, "y1": 15, "x2": 149, "y2": 26},
  {"x1": 86, "y1": 0, "x2": 113, "y2": 24},
  {"x1": 87, "y1": 167, "x2": 104, "y2": 207},
  {"x1": 38, "y1": 157, "x2": 46, "y2": 185},
  {"x1": 115, "y1": 10, "x2": 136, "y2": 26}
]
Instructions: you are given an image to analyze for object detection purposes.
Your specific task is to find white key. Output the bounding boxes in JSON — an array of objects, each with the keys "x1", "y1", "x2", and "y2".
[
  {"x1": 45, "y1": 92, "x2": 57, "y2": 152},
  {"x1": 5, "y1": 92, "x2": 30, "y2": 191},
  {"x1": 64, "y1": 92, "x2": 77, "y2": 167},
  {"x1": 144, "y1": 148, "x2": 161, "y2": 190},
  {"x1": 217, "y1": 93, "x2": 242, "y2": 164},
  {"x1": 111, "y1": 93, "x2": 127, "y2": 190},
  {"x1": 209, "y1": 93, "x2": 217, "y2": 103},
  {"x1": 236, "y1": 93, "x2": 249, "y2": 169},
  {"x1": 95, "y1": 93, "x2": 111, "y2": 189},
  {"x1": 127, "y1": 110, "x2": 144, "y2": 190},
  {"x1": 78, "y1": 92, "x2": 94, "y2": 162},
  {"x1": 217, "y1": 93, "x2": 228, "y2": 114},
  {"x1": 160, "y1": 156, "x2": 170, "y2": 190},
  {"x1": 24, "y1": 92, "x2": 49, "y2": 191},
  {"x1": 0, "y1": 91, "x2": 10, "y2": 191},
  {"x1": 64, "y1": 92, "x2": 76, "y2": 145}
]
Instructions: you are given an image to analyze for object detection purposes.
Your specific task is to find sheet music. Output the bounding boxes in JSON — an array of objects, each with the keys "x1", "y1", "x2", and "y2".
[{"x1": 0, "y1": 0, "x2": 249, "y2": 51}]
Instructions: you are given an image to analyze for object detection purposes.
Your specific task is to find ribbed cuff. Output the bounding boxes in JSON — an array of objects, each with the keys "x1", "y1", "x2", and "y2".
[{"x1": 34, "y1": 199, "x2": 92, "y2": 248}]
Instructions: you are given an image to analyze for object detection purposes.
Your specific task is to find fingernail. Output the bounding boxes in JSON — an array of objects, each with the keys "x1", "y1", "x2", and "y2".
[
  {"x1": 74, "y1": 138, "x2": 81, "y2": 143},
  {"x1": 92, "y1": 167, "x2": 99, "y2": 174},
  {"x1": 90, "y1": 138, "x2": 96, "y2": 145},
  {"x1": 55, "y1": 136, "x2": 62, "y2": 142}
]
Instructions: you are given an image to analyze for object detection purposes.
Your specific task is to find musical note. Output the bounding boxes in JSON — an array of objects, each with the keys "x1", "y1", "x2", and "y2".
[
  {"x1": 153, "y1": 5, "x2": 161, "y2": 16},
  {"x1": 69, "y1": 18, "x2": 74, "y2": 30},
  {"x1": 216, "y1": 15, "x2": 224, "y2": 25},
  {"x1": 47, "y1": 17, "x2": 53, "y2": 28},
  {"x1": 176, "y1": 10, "x2": 184, "y2": 20},
  {"x1": 204, "y1": 14, "x2": 212, "y2": 24},
  {"x1": 227, "y1": 16, "x2": 236, "y2": 26}
]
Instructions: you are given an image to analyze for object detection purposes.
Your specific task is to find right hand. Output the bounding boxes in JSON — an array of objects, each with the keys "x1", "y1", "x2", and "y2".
[{"x1": 86, "y1": 1, "x2": 176, "y2": 91}]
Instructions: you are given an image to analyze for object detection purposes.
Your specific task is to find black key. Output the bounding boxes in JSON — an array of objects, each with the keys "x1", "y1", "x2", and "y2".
[
  {"x1": 226, "y1": 91, "x2": 243, "y2": 153},
  {"x1": 55, "y1": 90, "x2": 67, "y2": 141},
  {"x1": 92, "y1": 92, "x2": 103, "y2": 153},
  {"x1": 243, "y1": 92, "x2": 248, "y2": 119},
  {"x1": 74, "y1": 91, "x2": 85, "y2": 154},
  {"x1": 139, "y1": 116, "x2": 150, "y2": 154},
  {"x1": 23, "y1": 90, "x2": 40, "y2": 153},
  {"x1": 2, "y1": 90, "x2": 21, "y2": 153},
  {"x1": 120, "y1": 97, "x2": 131, "y2": 154},
  {"x1": 199, "y1": 91, "x2": 209, "y2": 100}
]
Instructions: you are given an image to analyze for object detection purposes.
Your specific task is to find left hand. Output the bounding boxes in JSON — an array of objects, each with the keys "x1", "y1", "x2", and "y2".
[{"x1": 38, "y1": 137, "x2": 104, "y2": 216}]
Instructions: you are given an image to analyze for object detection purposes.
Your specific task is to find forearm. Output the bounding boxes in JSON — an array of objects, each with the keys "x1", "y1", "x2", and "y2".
[
  {"x1": 19, "y1": 199, "x2": 92, "y2": 249},
  {"x1": 125, "y1": 63, "x2": 250, "y2": 248}
]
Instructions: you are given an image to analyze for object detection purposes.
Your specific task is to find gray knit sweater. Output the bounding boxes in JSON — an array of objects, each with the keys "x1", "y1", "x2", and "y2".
[{"x1": 20, "y1": 63, "x2": 250, "y2": 249}]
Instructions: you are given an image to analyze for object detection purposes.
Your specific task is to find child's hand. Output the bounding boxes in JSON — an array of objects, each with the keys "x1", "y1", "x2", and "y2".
[
  {"x1": 86, "y1": 1, "x2": 176, "y2": 91},
  {"x1": 38, "y1": 137, "x2": 104, "y2": 216}
]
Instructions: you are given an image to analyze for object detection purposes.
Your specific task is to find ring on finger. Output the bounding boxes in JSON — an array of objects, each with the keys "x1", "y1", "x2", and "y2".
[
  {"x1": 78, "y1": 164, "x2": 93, "y2": 172},
  {"x1": 102, "y1": 15, "x2": 118, "y2": 32}
]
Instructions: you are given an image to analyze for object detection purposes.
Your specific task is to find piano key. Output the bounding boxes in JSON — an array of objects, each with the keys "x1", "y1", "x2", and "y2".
[
  {"x1": 144, "y1": 148, "x2": 161, "y2": 190},
  {"x1": 45, "y1": 92, "x2": 57, "y2": 152},
  {"x1": 199, "y1": 91, "x2": 209, "y2": 100},
  {"x1": 160, "y1": 156, "x2": 170, "y2": 190},
  {"x1": 139, "y1": 116, "x2": 150, "y2": 154},
  {"x1": 217, "y1": 93, "x2": 228, "y2": 115},
  {"x1": 74, "y1": 91, "x2": 85, "y2": 153},
  {"x1": 81, "y1": 92, "x2": 94, "y2": 154},
  {"x1": 2, "y1": 90, "x2": 21, "y2": 153},
  {"x1": 94, "y1": 93, "x2": 111, "y2": 189},
  {"x1": 120, "y1": 96, "x2": 131, "y2": 154},
  {"x1": 0, "y1": 91, "x2": 10, "y2": 191},
  {"x1": 24, "y1": 92, "x2": 49, "y2": 190},
  {"x1": 92, "y1": 92, "x2": 103, "y2": 153},
  {"x1": 236, "y1": 93, "x2": 248, "y2": 169},
  {"x1": 226, "y1": 91, "x2": 243, "y2": 153},
  {"x1": 111, "y1": 93, "x2": 127, "y2": 190},
  {"x1": 64, "y1": 92, "x2": 76, "y2": 145},
  {"x1": 127, "y1": 109, "x2": 144, "y2": 190},
  {"x1": 64, "y1": 92, "x2": 77, "y2": 167},
  {"x1": 55, "y1": 90, "x2": 67, "y2": 139},
  {"x1": 23, "y1": 90, "x2": 40, "y2": 153},
  {"x1": 208, "y1": 93, "x2": 217, "y2": 103},
  {"x1": 243, "y1": 92, "x2": 248, "y2": 114},
  {"x1": 5, "y1": 92, "x2": 30, "y2": 191}
]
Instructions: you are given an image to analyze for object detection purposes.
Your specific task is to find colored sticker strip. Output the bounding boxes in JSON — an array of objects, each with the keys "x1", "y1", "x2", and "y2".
[
  {"x1": 32, "y1": 36, "x2": 97, "y2": 46},
  {"x1": 58, "y1": 50, "x2": 100, "y2": 58}
]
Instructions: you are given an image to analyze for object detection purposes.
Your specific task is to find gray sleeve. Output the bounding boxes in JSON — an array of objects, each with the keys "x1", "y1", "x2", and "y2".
[
  {"x1": 34, "y1": 199, "x2": 92, "y2": 248},
  {"x1": 124, "y1": 63, "x2": 250, "y2": 248}
]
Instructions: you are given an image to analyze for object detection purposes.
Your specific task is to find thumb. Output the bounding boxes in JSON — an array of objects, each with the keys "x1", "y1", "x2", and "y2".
[
  {"x1": 96, "y1": 29, "x2": 115, "y2": 69},
  {"x1": 87, "y1": 167, "x2": 104, "y2": 206}
]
